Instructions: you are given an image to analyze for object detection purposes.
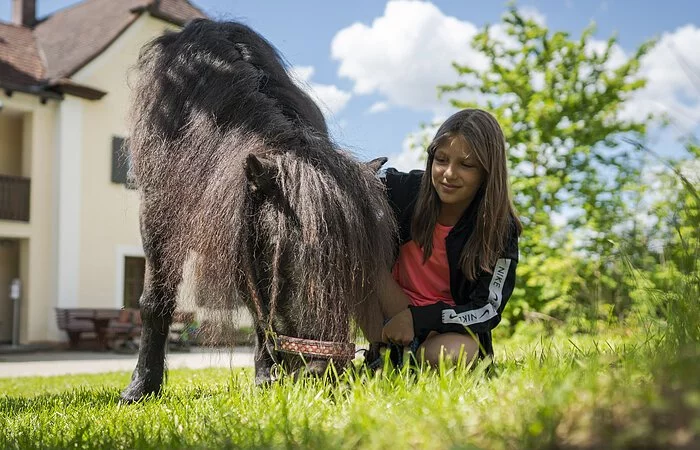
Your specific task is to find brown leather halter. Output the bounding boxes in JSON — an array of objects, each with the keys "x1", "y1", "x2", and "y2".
[
  {"x1": 272, "y1": 333, "x2": 356, "y2": 362},
  {"x1": 245, "y1": 270, "x2": 356, "y2": 365}
]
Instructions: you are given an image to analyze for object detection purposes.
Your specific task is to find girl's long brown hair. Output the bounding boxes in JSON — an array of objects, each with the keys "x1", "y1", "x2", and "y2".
[{"x1": 411, "y1": 109, "x2": 522, "y2": 280}]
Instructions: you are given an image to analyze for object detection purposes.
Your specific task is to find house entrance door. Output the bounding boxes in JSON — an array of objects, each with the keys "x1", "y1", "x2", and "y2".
[
  {"x1": 0, "y1": 239, "x2": 19, "y2": 343},
  {"x1": 123, "y1": 256, "x2": 146, "y2": 308}
]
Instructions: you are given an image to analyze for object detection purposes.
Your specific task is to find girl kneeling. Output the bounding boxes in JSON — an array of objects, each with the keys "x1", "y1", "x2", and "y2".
[{"x1": 363, "y1": 108, "x2": 522, "y2": 367}]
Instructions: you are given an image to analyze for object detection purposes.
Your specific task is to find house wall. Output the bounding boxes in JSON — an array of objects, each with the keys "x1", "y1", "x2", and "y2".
[
  {"x1": 70, "y1": 14, "x2": 179, "y2": 311},
  {"x1": 0, "y1": 115, "x2": 23, "y2": 176},
  {"x1": 0, "y1": 91, "x2": 59, "y2": 343},
  {"x1": 70, "y1": 13, "x2": 254, "y2": 329},
  {"x1": 1, "y1": 13, "x2": 253, "y2": 343}
]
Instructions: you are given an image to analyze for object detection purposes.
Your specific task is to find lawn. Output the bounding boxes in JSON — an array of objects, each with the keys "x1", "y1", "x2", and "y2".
[{"x1": 1, "y1": 321, "x2": 698, "y2": 450}]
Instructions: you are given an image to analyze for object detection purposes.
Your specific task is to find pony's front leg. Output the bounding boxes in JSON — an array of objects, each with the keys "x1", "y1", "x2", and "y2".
[
  {"x1": 121, "y1": 270, "x2": 176, "y2": 402},
  {"x1": 254, "y1": 326, "x2": 275, "y2": 385}
]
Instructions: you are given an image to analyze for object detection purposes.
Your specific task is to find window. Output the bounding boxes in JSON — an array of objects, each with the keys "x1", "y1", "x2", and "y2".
[
  {"x1": 111, "y1": 136, "x2": 135, "y2": 188},
  {"x1": 123, "y1": 256, "x2": 145, "y2": 308}
]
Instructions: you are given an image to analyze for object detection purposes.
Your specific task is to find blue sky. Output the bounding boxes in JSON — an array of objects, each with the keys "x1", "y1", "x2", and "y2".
[{"x1": 3, "y1": 0, "x2": 699, "y2": 168}]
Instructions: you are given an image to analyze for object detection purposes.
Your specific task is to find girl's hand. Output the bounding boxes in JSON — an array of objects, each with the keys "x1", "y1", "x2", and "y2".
[{"x1": 381, "y1": 308, "x2": 415, "y2": 346}]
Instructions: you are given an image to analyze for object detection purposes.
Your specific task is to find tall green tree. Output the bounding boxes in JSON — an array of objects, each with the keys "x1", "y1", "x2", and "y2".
[{"x1": 438, "y1": 7, "x2": 656, "y2": 324}]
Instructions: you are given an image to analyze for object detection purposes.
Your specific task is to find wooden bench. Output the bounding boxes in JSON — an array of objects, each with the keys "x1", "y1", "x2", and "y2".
[
  {"x1": 55, "y1": 308, "x2": 141, "y2": 350},
  {"x1": 55, "y1": 308, "x2": 194, "y2": 351},
  {"x1": 55, "y1": 308, "x2": 98, "y2": 349},
  {"x1": 106, "y1": 309, "x2": 143, "y2": 349}
]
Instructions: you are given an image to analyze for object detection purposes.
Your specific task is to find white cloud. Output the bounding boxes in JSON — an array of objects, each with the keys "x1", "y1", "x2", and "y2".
[
  {"x1": 331, "y1": 1, "x2": 700, "y2": 172},
  {"x1": 367, "y1": 101, "x2": 389, "y2": 114},
  {"x1": 331, "y1": 1, "x2": 488, "y2": 113},
  {"x1": 310, "y1": 84, "x2": 352, "y2": 115},
  {"x1": 622, "y1": 25, "x2": 700, "y2": 130},
  {"x1": 330, "y1": 0, "x2": 700, "y2": 135},
  {"x1": 550, "y1": 211, "x2": 568, "y2": 227},
  {"x1": 290, "y1": 66, "x2": 315, "y2": 82},
  {"x1": 386, "y1": 136, "x2": 426, "y2": 172},
  {"x1": 585, "y1": 39, "x2": 628, "y2": 70},
  {"x1": 680, "y1": 158, "x2": 700, "y2": 184},
  {"x1": 386, "y1": 120, "x2": 442, "y2": 172},
  {"x1": 289, "y1": 66, "x2": 352, "y2": 117},
  {"x1": 531, "y1": 72, "x2": 545, "y2": 91},
  {"x1": 524, "y1": 23, "x2": 700, "y2": 133},
  {"x1": 519, "y1": 6, "x2": 547, "y2": 26}
]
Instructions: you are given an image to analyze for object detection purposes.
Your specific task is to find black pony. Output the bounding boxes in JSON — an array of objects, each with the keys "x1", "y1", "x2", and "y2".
[{"x1": 121, "y1": 19, "x2": 396, "y2": 401}]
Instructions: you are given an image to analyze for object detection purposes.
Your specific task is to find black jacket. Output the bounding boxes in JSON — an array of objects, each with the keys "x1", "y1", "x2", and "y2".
[{"x1": 382, "y1": 168, "x2": 519, "y2": 356}]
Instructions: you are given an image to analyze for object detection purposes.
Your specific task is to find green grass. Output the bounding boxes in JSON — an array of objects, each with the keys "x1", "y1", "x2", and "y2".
[{"x1": 1, "y1": 323, "x2": 698, "y2": 450}]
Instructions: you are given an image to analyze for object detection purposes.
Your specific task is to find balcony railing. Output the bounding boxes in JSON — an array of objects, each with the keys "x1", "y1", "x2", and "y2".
[{"x1": 0, "y1": 175, "x2": 30, "y2": 222}]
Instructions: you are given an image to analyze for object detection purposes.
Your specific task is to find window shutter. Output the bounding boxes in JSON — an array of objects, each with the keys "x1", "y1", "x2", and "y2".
[{"x1": 111, "y1": 136, "x2": 129, "y2": 184}]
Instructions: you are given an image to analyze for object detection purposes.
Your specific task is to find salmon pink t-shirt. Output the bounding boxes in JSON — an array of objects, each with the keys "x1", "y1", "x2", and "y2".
[{"x1": 392, "y1": 223, "x2": 456, "y2": 307}]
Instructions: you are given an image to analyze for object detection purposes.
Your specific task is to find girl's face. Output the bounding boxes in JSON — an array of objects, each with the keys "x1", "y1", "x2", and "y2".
[{"x1": 431, "y1": 137, "x2": 485, "y2": 213}]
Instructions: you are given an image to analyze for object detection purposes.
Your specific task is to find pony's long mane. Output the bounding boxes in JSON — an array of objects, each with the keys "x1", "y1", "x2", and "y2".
[{"x1": 128, "y1": 20, "x2": 396, "y2": 342}]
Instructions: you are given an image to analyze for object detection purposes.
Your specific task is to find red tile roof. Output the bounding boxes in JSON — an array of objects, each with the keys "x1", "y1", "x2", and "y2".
[
  {"x1": 0, "y1": 22, "x2": 45, "y2": 88},
  {"x1": 0, "y1": 0, "x2": 206, "y2": 95},
  {"x1": 34, "y1": 0, "x2": 147, "y2": 80},
  {"x1": 151, "y1": 0, "x2": 207, "y2": 26}
]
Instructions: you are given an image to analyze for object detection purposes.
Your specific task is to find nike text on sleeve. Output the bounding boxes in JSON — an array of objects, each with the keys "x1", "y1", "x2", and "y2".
[{"x1": 441, "y1": 258, "x2": 511, "y2": 326}]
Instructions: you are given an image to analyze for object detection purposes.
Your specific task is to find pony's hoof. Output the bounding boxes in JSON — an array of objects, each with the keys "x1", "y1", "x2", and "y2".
[
  {"x1": 255, "y1": 372, "x2": 273, "y2": 387},
  {"x1": 120, "y1": 381, "x2": 159, "y2": 403}
]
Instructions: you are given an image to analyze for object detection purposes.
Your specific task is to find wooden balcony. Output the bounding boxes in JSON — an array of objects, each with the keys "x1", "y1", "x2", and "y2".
[{"x1": 0, "y1": 175, "x2": 30, "y2": 222}]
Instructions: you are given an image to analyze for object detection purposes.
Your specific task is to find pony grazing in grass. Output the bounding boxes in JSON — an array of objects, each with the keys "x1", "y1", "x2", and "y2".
[{"x1": 121, "y1": 19, "x2": 396, "y2": 402}]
